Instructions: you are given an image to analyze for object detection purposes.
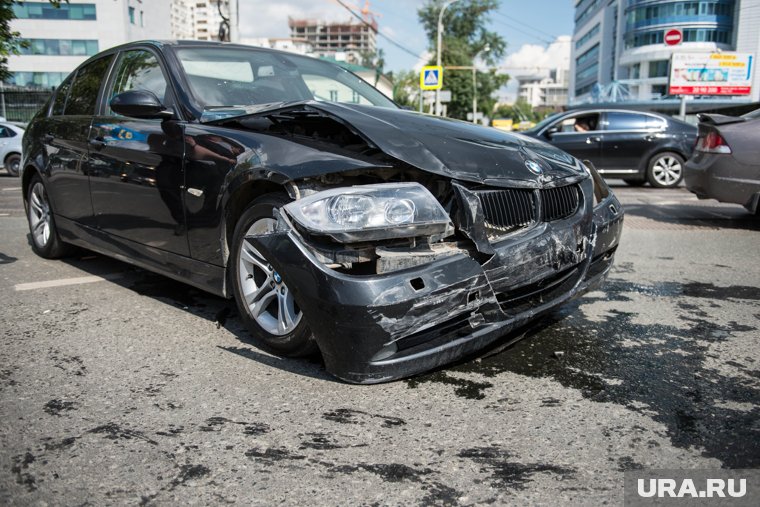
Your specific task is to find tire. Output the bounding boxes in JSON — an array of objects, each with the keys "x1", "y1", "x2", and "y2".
[
  {"x1": 646, "y1": 152, "x2": 684, "y2": 188},
  {"x1": 623, "y1": 179, "x2": 646, "y2": 187},
  {"x1": 230, "y1": 193, "x2": 317, "y2": 357},
  {"x1": 26, "y1": 174, "x2": 72, "y2": 258},
  {"x1": 5, "y1": 153, "x2": 20, "y2": 177}
]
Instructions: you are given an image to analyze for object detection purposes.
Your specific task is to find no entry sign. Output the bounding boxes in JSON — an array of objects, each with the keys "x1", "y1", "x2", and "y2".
[{"x1": 665, "y1": 29, "x2": 683, "y2": 46}]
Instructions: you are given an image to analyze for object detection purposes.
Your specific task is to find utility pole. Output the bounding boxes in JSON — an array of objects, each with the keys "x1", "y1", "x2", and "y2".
[
  {"x1": 229, "y1": 0, "x2": 239, "y2": 42},
  {"x1": 436, "y1": 0, "x2": 460, "y2": 117}
]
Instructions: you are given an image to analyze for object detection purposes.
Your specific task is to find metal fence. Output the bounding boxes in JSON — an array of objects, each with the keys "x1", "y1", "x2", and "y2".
[{"x1": 0, "y1": 89, "x2": 53, "y2": 124}]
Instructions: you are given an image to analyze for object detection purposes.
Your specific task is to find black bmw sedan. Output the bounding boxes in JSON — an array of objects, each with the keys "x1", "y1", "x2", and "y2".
[
  {"x1": 522, "y1": 109, "x2": 697, "y2": 188},
  {"x1": 22, "y1": 41, "x2": 623, "y2": 383}
]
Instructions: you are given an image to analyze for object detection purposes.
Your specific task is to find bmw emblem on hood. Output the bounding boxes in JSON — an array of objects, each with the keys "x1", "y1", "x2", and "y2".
[{"x1": 525, "y1": 160, "x2": 542, "y2": 175}]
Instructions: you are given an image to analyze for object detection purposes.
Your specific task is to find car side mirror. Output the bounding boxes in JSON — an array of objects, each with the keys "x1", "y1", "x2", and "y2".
[
  {"x1": 110, "y1": 90, "x2": 174, "y2": 120},
  {"x1": 545, "y1": 126, "x2": 559, "y2": 138}
]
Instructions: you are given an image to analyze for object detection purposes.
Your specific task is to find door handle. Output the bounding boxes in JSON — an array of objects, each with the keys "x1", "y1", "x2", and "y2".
[
  {"x1": 586, "y1": 136, "x2": 601, "y2": 144},
  {"x1": 89, "y1": 137, "x2": 107, "y2": 149}
]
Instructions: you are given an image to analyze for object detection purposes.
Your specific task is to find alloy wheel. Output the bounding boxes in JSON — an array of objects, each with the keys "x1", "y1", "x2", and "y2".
[
  {"x1": 651, "y1": 155, "x2": 682, "y2": 187},
  {"x1": 8, "y1": 156, "x2": 20, "y2": 176},
  {"x1": 28, "y1": 182, "x2": 52, "y2": 247},
  {"x1": 238, "y1": 218, "x2": 302, "y2": 336}
]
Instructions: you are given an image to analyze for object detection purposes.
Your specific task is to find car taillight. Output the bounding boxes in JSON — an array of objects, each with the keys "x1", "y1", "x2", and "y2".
[{"x1": 696, "y1": 131, "x2": 732, "y2": 154}]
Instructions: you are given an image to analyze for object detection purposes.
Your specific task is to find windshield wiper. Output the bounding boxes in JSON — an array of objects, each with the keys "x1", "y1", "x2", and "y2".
[{"x1": 201, "y1": 100, "x2": 312, "y2": 122}]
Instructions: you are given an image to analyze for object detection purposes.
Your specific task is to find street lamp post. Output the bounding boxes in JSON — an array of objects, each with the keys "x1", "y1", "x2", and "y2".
[
  {"x1": 471, "y1": 44, "x2": 490, "y2": 124},
  {"x1": 436, "y1": 0, "x2": 460, "y2": 116}
]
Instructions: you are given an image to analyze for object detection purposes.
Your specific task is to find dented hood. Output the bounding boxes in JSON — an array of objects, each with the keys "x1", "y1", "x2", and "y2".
[
  {"x1": 210, "y1": 101, "x2": 587, "y2": 187},
  {"x1": 303, "y1": 102, "x2": 585, "y2": 187}
]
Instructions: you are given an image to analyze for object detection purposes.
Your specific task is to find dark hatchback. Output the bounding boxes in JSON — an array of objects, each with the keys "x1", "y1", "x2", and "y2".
[
  {"x1": 522, "y1": 109, "x2": 697, "y2": 188},
  {"x1": 22, "y1": 41, "x2": 623, "y2": 383}
]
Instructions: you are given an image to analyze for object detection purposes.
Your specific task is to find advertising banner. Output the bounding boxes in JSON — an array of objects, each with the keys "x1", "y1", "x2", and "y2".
[{"x1": 668, "y1": 52, "x2": 754, "y2": 96}]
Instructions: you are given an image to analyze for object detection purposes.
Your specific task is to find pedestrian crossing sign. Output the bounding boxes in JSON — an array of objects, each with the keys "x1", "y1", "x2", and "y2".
[{"x1": 420, "y1": 66, "x2": 443, "y2": 90}]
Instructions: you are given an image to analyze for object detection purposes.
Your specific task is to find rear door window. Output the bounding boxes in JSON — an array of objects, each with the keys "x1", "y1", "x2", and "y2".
[
  {"x1": 66, "y1": 55, "x2": 113, "y2": 116},
  {"x1": 605, "y1": 112, "x2": 648, "y2": 131}
]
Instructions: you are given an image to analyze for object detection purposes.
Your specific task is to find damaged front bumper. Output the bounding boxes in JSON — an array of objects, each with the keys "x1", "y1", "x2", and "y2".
[{"x1": 248, "y1": 182, "x2": 624, "y2": 384}]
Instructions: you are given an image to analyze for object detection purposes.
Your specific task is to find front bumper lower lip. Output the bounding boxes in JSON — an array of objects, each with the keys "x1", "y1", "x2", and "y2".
[{"x1": 247, "y1": 193, "x2": 623, "y2": 384}]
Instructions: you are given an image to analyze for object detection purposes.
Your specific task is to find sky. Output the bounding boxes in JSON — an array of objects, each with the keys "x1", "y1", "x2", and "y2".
[{"x1": 238, "y1": 0, "x2": 575, "y2": 102}]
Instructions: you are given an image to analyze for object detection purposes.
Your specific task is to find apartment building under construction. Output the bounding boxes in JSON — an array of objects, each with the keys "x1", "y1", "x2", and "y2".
[{"x1": 288, "y1": 17, "x2": 377, "y2": 64}]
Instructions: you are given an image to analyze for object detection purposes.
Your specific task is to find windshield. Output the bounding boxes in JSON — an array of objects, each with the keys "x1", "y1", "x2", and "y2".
[{"x1": 174, "y1": 47, "x2": 397, "y2": 121}]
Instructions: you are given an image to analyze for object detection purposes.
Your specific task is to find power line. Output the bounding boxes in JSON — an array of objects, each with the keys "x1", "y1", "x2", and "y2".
[
  {"x1": 332, "y1": 0, "x2": 423, "y2": 59},
  {"x1": 490, "y1": 17, "x2": 555, "y2": 45},
  {"x1": 492, "y1": 11, "x2": 558, "y2": 40}
]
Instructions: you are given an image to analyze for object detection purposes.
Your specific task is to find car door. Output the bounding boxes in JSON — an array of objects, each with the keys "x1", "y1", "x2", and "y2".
[
  {"x1": 542, "y1": 112, "x2": 603, "y2": 168},
  {"x1": 87, "y1": 48, "x2": 189, "y2": 256},
  {"x1": 41, "y1": 56, "x2": 113, "y2": 226},
  {"x1": 0, "y1": 125, "x2": 10, "y2": 158},
  {"x1": 600, "y1": 111, "x2": 657, "y2": 171}
]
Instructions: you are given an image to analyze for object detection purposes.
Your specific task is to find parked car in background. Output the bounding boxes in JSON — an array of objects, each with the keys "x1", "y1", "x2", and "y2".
[
  {"x1": 522, "y1": 109, "x2": 697, "y2": 188},
  {"x1": 684, "y1": 109, "x2": 760, "y2": 215},
  {"x1": 0, "y1": 122, "x2": 24, "y2": 176},
  {"x1": 20, "y1": 40, "x2": 623, "y2": 383}
]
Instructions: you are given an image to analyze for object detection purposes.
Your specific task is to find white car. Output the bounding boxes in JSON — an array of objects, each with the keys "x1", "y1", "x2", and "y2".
[{"x1": 0, "y1": 122, "x2": 24, "y2": 177}]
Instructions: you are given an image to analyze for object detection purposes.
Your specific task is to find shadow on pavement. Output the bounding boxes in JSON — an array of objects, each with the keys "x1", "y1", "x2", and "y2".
[{"x1": 58, "y1": 250, "x2": 335, "y2": 383}]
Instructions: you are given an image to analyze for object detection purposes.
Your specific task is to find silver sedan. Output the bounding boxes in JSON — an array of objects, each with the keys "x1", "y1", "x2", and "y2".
[{"x1": 685, "y1": 109, "x2": 760, "y2": 215}]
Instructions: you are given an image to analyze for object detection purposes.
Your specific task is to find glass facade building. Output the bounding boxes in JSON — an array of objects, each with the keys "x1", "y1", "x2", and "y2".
[{"x1": 569, "y1": 0, "x2": 755, "y2": 103}]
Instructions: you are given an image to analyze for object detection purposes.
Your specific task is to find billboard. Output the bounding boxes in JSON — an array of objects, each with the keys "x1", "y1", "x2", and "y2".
[{"x1": 668, "y1": 52, "x2": 754, "y2": 96}]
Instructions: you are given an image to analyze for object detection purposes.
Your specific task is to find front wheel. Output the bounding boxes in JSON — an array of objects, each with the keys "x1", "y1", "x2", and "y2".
[
  {"x1": 5, "y1": 154, "x2": 20, "y2": 177},
  {"x1": 230, "y1": 194, "x2": 317, "y2": 357},
  {"x1": 26, "y1": 174, "x2": 71, "y2": 258},
  {"x1": 647, "y1": 152, "x2": 684, "y2": 188}
]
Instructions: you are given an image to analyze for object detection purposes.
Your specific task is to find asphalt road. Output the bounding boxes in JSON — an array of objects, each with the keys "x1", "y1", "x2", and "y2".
[{"x1": 1, "y1": 174, "x2": 759, "y2": 505}]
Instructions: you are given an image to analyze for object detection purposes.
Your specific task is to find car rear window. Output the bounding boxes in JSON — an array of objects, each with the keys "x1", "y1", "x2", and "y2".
[{"x1": 605, "y1": 112, "x2": 648, "y2": 131}]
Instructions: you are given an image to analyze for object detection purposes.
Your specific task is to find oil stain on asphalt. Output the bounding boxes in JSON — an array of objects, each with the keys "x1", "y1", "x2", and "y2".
[{"x1": 406, "y1": 277, "x2": 760, "y2": 468}]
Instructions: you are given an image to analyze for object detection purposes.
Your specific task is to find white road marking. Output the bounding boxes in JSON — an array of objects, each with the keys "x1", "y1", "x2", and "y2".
[
  {"x1": 1, "y1": 187, "x2": 21, "y2": 191},
  {"x1": 0, "y1": 213, "x2": 9, "y2": 217},
  {"x1": 15, "y1": 273, "x2": 123, "y2": 291}
]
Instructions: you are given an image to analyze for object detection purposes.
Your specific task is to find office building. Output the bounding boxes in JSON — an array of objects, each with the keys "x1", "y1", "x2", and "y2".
[
  {"x1": 517, "y1": 68, "x2": 570, "y2": 108},
  {"x1": 570, "y1": 0, "x2": 760, "y2": 103},
  {"x1": 7, "y1": 0, "x2": 170, "y2": 88},
  {"x1": 171, "y1": 0, "x2": 232, "y2": 42}
]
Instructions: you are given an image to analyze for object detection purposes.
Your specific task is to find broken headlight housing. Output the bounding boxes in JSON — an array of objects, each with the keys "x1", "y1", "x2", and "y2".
[{"x1": 283, "y1": 183, "x2": 454, "y2": 243}]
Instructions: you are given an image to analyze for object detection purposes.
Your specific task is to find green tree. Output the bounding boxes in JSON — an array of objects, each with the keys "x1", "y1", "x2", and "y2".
[
  {"x1": 0, "y1": 1, "x2": 67, "y2": 82},
  {"x1": 389, "y1": 69, "x2": 419, "y2": 109},
  {"x1": 359, "y1": 48, "x2": 386, "y2": 75},
  {"x1": 494, "y1": 98, "x2": 536, "y2": 123},
  {"x1": 418, "y1": 0, "x2": 509, "y2": 120}
]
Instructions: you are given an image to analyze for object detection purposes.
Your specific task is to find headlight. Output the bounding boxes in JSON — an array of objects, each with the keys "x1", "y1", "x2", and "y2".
[{"x1": 283, "y1": 183, "x2": 454, "y2": 243}]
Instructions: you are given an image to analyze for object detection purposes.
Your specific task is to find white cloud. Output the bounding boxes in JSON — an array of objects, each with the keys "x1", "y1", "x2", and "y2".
[
  {"x1": 502, "y1": 35, "x2": 571, "y2": 79},
  {"x1": 498, "y1": 36, "x2": 571, "y2": 103}
]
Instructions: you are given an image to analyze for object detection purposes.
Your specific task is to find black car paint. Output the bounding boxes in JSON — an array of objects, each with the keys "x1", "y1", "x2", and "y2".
[
  {"x1": 21, "y1": 41, "x2": 623, "y2": 383},
  {"x1": 522, "y1": 110, "x2": 696, "y2": 181}
]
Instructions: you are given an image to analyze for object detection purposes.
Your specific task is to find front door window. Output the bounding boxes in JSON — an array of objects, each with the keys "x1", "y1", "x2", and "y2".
[{"x1": 107, "y1": 50, "x2": 171, "y2": 115}]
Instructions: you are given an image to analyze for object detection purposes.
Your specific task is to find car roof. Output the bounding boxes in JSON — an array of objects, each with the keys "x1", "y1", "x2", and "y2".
[
  {"x1": 564, "y1": 108, "x2": 666, "y2": 118},
  {"x1": 94, "y1": 39, "x2": 300, "y2": 58}
]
